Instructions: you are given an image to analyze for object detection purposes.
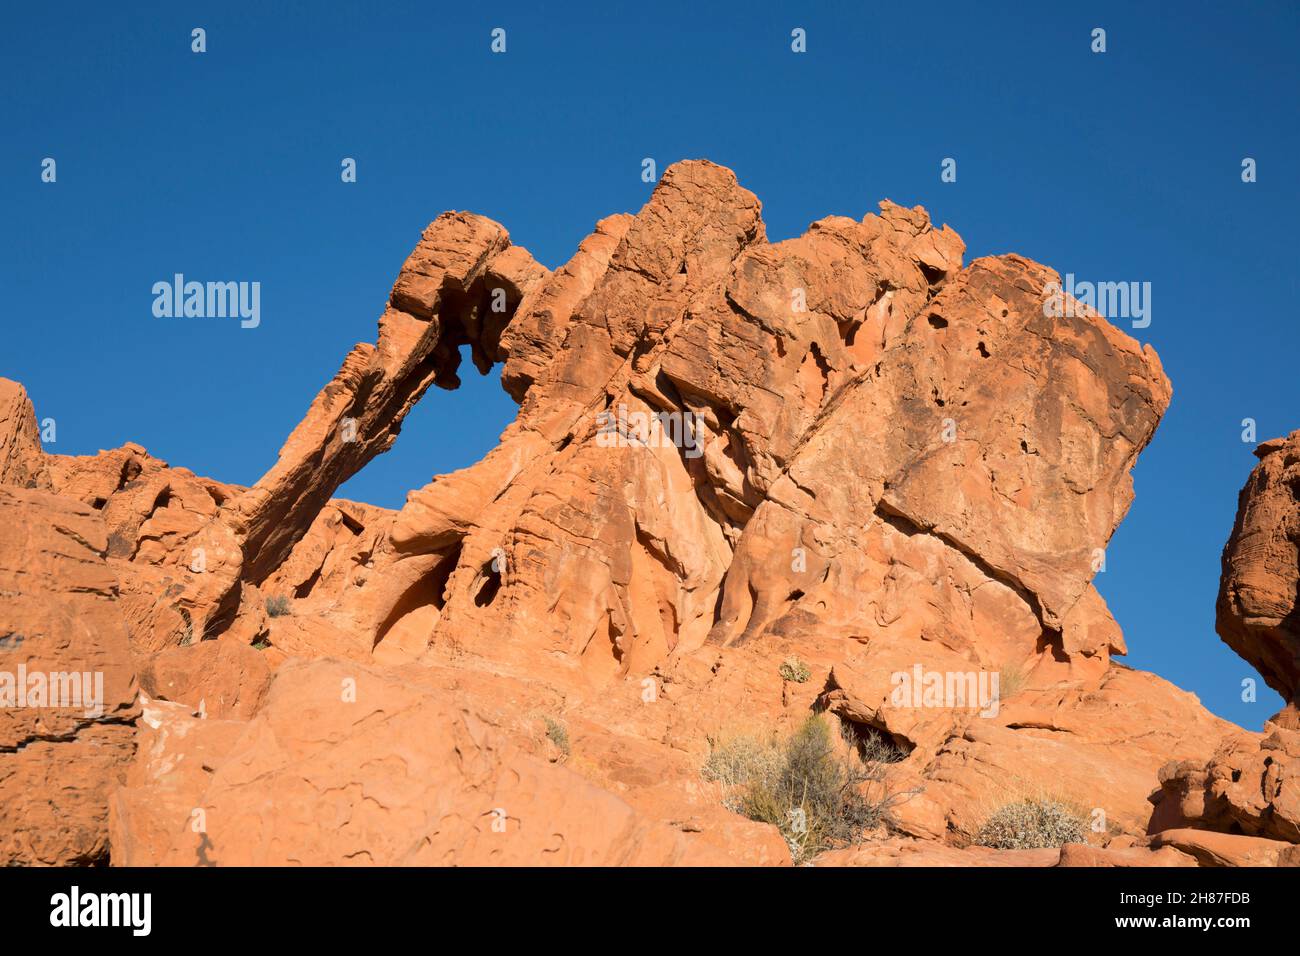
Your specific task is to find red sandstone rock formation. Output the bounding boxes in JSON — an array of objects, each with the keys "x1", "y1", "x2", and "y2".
[
  {"x1": 111, "y1": 659, "x2": 736, "y2": 866},
  {"x1": 1145, "y1": 432, "x2": 1300, "y2": 858},
  {"x1": 0, "y1": 485, "x2": 139, "y2": 865},
  {"x1": 0, "y1": 379, "x2": 49, "y2": 490},
  {"x1": 0, "y1": 160, "x2": 1279, "y2": 866},
  {"x1": 1218, "y1": 431, "x2": 1300, "y2": 701}
]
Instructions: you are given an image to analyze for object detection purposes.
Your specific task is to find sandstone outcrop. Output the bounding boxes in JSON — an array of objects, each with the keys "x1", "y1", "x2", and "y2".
[
  {"x1": 1143, "y1": 431, "x2": 1300, "y2": 862},
  {"x1": 136, "y1": 638, "x2": 272, "y2": 720},
  {"x1": 1217, "y1": 430, "x2": 1300, "y2": 701},
  {"x1": 222, "y1": 213, "x2": 546, "y2": 588},
  {"x1": 0, "y1": 378, "x2": 50, "y2": 489},
  {"x1": 111, "y1": 659, "x2": 734, "y2": 866},
  {"x1": 1150, "y1": 827, "x2": 1300, "y2": 867},
  {"x1": 45, "y1": 442, "x2": 244, "y2": 651},
  {"x1": 268, "y1": 162, "x2": 1169, "y2": 691},
  {"x1": 0, "y1": 160, "x2": 1267, "y2": 866},
  {"x1": 0, "y1": 485, "x2": 139, "y2": 865}
]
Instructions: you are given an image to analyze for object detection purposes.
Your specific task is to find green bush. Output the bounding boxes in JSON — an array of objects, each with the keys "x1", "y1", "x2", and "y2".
[
  {"x1": 778, "y1": 656, "x2": 812, "y2": 683},
  {"x1": 702, "y1": 715, "x2": 906, "y2": 864},
  {"x1": 973, "y1": 798, "x2": 1089, "y2": 850}
]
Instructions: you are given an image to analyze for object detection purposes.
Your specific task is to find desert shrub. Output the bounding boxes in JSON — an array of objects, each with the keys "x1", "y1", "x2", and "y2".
[
  {"x1": 702, "y1": 731, "x2": 783, "y2": 797},
  {"x1": 702, "y1": 715, "x2": 907, "y2": 864},
  {"x1": 998, "y1": 661, "x2": 1027, "y2": 699},
  {"x1": 265, "y1": 595, "x2": 291, "y2": 618},
  {"x1": 542, "y1": 715, "x2": 570, "y2": 756},
  {"x1": 177, "y1": 607, "x2": 195, "y2": 647},
  {"x1": 973, "y1": 798, "x2": 1089, "y2": 850},
  {"x1": 778, "y1": 656, "x2": 812, "y2": 683}
]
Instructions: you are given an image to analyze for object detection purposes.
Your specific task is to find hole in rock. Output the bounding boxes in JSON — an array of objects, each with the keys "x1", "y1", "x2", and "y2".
[
  {"x1": 116, "y1": 457, "x2": 142, "y2": 492},
  {"x1": 146, "y1": 486, "x2": 172, "y2": 519},
  {"x1": 336, "y1": 344, "x2": 519, "y2": 510},
  {"x1": 918, "y1": 263, "x2": 946, "y2": 286},
  {"x1": 338, "y1": 510, "x2": 365, "y2": 535},
  {"x1": 927, "y1": 314, "x2": 948, "y2": 329},
  {"x1": 977, "y1": 341, "x2": 990, "y2": 358},
  {"x1": 835, "y1": 711, "x2": 915, "y2": 759}
]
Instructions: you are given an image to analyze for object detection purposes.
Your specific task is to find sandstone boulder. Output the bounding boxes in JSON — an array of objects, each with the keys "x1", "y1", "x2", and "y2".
[
  {"x1": 136, "y1": 638, "x2": 273, "y2": 720},
  {"x1": 1150, "y1": 827, "x2": 1300, "y2": 867}
]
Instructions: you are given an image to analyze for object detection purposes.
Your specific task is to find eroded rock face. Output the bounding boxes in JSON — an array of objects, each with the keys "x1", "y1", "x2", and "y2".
[
  {"x1": 1150, "y1": 719, "x2": 1300, "y2": 846},
  {"x1": 136, "y1": 638, "x2": 272, "y2": 720},
  {"x1": 45, "y1": 443, "x2": 244, "y2": 652},
  {"x1": 225, "y1": 212, "x2": 546, "y2": 587},
  {"x1": 1217, "y1": 431, "x2": 1300, "y2": 702},
  {"x1": 2, "y1": 159, "x2": 1256, "y2": 866},
  {"x1": 0, "y1": 378, "x2": 51, "y2": 489},
  {"x1": 0, "y1": 486, "x2": 140, "y2": 865},
  {"x1": 279, "y1": 161, "x2": 1168, "y2": 696},
  {"x1": 111, "y1": 659, "x2": 735, "y2": 866},
  {"x1": 1144, "y1": 432, "x2": 1300, "y2": 858}
]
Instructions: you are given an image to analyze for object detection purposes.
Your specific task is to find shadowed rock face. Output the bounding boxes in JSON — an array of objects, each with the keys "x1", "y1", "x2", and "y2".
[{"x1": 0, "y1": 160, "x2": 1265, "y2": 867}]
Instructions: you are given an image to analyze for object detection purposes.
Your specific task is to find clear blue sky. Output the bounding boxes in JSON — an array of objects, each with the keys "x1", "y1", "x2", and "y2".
[{"x1": 2, "y1": 2, "x2": 1297, "y2": 728}]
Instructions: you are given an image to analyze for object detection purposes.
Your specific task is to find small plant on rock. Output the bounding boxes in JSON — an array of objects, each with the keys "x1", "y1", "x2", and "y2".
[
  {"x1": 778, "y1": 656, "x2": 812, "y2": 683},
  {"x1": 542, "y1": 715, "x2": 570, "y2": 757},
  {"x1": 265, "y1": 595, "x2": 291, "y2": 618},
  {"x1": 702, "y1": 714, "x2": 909, "y2": 864},
  {"x1": 973, "y1": 798, "x2": 1089, "y2": 850}
]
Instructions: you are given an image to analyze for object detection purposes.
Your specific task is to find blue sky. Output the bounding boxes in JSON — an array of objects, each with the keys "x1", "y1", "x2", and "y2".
[{"x1": 2, "y1": 2, "x2": 1296, "y2": 727}]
